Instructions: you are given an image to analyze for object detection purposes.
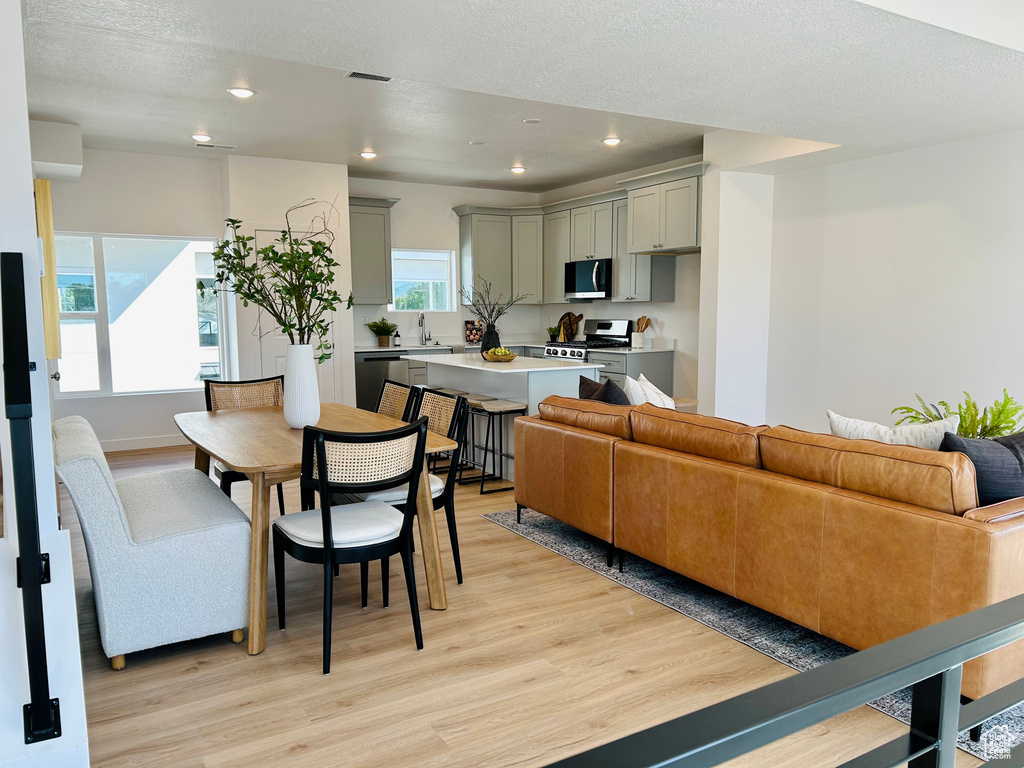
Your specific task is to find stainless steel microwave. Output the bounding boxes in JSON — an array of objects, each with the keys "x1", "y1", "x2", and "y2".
[{"x1": 564, "y1": 258, "x2": 612, "y2": 299}]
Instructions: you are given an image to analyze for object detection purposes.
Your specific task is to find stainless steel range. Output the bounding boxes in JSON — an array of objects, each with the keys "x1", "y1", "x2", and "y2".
[{"x1": 543, "y1": 319, "x2": 632, "y2": 360}]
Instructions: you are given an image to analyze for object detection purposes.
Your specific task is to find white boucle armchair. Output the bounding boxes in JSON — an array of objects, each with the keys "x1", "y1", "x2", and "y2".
[{"x1": 53, "y1": 415, "x2": 250, "y2": 670}]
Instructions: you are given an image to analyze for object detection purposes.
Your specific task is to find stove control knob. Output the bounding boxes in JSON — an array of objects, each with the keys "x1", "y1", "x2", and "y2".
[{"x1": 560, "y1": 349, "x2": 567, "y2": 356}]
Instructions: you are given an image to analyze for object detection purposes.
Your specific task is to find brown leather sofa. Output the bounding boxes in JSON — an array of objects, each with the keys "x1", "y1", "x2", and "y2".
[{"x1": 514, "y1": 396, "x2": 1024, "y2": 699}]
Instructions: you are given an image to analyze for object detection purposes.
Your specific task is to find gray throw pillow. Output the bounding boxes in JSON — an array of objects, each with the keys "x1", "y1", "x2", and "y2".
[
  {"x1": 578, "y1": 375, "x2": 630, "y2": 406},
  {"x1": 939, "y1": 431, "x2": 1024, "y2": 506}
]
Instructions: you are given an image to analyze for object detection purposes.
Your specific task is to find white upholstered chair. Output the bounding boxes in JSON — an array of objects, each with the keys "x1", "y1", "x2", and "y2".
[{"x1": 53, "y1": 415, "x2": 250, "y2": 670}]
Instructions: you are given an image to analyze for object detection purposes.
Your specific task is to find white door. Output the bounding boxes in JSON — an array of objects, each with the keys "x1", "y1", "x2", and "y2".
[
  {"x1": 628, "y1": 186, "x2": 661, "y2": 252},
  {"x1": 253, "y1": 228, "x2": 337, "y2": 402}
]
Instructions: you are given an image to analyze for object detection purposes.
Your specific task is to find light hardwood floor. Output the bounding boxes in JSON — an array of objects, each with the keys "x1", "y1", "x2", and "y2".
[{"x1": 62, "y1": 446, "x2": 982, "y2": 768}]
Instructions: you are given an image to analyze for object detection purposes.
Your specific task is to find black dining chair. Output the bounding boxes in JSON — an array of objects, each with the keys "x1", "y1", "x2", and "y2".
[
  {"x1": 362, "y1": 389, "x2": 469, "y2": 584},
  {"x1": 205, "y1": 376, "x2": 287, "y2": 516},
  {"x1": 272, "y1": 417, "x2": 429, "y2": 674},
  {"x1": 375, "y1": 379, "x2": 419, "y2": 422}
]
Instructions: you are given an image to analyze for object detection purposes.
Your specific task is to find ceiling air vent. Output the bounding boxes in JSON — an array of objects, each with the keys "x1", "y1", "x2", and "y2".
[
  {"x1": 347, "y1": 71, "x2": 391, "y2": 82},
  {"x1": 195, "y1": 142, "x2": 237, "y2": 151}
]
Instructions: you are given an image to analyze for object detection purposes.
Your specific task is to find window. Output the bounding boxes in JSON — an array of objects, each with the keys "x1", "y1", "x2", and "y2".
[
  {"x1": 54, "y1": 234, "x2": 224, "y2": 395},
  {"x1": 390, "y1": 249, "x2": 455, "y2": 311}
]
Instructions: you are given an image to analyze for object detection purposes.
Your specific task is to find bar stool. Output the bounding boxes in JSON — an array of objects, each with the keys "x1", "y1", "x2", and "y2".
[{"x1": 465, "y1": 399, "x2": 527, "y2": 494}]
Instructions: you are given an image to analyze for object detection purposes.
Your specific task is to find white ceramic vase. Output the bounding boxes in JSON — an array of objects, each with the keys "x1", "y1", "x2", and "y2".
[{"x1": 283, "y1": 344, "x2": 321, "y2": 429}]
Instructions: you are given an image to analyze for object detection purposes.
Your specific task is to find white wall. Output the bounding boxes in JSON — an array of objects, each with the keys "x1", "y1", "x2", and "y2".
[
  {"x1": 347, "y1": 177, "x2": 544, "y2": 347},
  {"x1": 49, "y1": 149, "x2": 224, "y2": 449},
  {"x1": 767, "y1": 127, "x2": 1024, "y2": 431},
  {"x1": 0, "y1": 1, "x2": 88, "y2": 763}
]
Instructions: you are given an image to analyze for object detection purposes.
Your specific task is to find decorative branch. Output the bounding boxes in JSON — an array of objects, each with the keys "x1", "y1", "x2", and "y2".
[
  {"x1": 199, "y1": 199, "x2": 353, "y2": 363},
  {"x1": 461, "y1": 277, "x2": 529, "y2": 327}
]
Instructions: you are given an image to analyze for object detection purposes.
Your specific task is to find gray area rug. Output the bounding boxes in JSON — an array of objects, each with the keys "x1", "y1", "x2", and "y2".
[{"x1": 485, "y1": 508, "x2": 1024, "y2": 761}]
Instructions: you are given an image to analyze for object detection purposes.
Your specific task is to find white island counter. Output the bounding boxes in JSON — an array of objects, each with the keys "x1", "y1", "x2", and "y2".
[{"x1": 401, "y1": 353, "x2": 602, "y2": 415}]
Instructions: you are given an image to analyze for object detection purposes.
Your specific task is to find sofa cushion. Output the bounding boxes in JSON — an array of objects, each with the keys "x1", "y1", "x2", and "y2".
[
  {"x1": 760, "y1": 426, "x2": 978, "y2": 515},
  {"x1": 578, "y1": 375, "x2": 631, "y2": 406},
  {"x1": 940, "y1": 431, "x2": 1024, "y2": 506},
  {"x1": 827, "y1": 409, "x2": 960, "y2": 450},
  {"x1": 629, "y1": 403, "x2": 765, "y2": 468},
  {"x1": 537, "y1": 396, "x2": 634, "y2": 440}
]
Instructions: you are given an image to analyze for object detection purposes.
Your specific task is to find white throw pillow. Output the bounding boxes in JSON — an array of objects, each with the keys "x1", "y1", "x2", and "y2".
[
  {"x1": 623, "y1": 375, "x2": 647, "y2": 406},
  {"x1": 826, "y1": 410, "x2": 960, "y2": 450},
  {"x1": 637, "y1": 374, "x2": 676, "y2": 410}
]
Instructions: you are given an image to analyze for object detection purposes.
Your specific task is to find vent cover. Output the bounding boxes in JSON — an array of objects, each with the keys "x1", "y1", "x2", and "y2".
[
  {"x1": 347, "y1": 71, "x2": 391, "y2": 82},
  {"x1": 195, "y1": 142, "x2": 237, "y2": 151}
]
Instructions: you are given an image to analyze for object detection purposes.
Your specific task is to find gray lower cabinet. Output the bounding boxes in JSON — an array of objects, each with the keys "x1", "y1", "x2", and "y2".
[
  {"x1": 588, "y1": 350, "x2": 673, "y2": 395},
  {"x1": 527, "y1": 347, "x2": 546, "y2": 359},
  {"x1": 349, "y1": 197, "x2": 398, "y2": 305}
]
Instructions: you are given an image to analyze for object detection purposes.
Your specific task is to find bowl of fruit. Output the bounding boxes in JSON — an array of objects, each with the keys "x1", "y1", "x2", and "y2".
[{"x1": 482, "y1": 346, "x2": 517, "y2": 363}]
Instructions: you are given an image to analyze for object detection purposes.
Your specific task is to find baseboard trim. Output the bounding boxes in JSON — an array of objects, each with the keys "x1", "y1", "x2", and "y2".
[{"x1": 99, "y1": 434, "x2": 190, "y2": 452}]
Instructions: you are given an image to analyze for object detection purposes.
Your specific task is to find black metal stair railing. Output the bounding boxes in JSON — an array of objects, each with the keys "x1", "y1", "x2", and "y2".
[
  {"x1": 546, "y1": 592, "x2": 1024, "y2": 768},
  {"x1": 2, "y1": 252, "x2": 61, "y2": 744}
]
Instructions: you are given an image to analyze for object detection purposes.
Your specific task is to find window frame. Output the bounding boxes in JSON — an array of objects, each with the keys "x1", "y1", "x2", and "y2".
[
  {"x1": 388, "y1": 248, "x2": 457, "y2": 313},
  {"x1": 54, "y1": 232, "x2": 230, "y2": 399}
]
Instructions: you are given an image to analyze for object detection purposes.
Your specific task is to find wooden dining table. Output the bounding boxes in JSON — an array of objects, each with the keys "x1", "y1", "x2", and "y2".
[{"x1": 174, "y1": 403, "x2": 458, "y2": 655}]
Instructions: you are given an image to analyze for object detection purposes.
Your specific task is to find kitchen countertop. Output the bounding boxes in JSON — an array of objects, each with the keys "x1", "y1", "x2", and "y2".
[
  {"x1": 355, "y1": 344, "x2": 453, "y2": 352},
  {"x1": 401, "y1": 353, "x2": 603, "y2": 374},
  {"x1": 465, "y1": 342, "x2": 672, "y2": 355}
]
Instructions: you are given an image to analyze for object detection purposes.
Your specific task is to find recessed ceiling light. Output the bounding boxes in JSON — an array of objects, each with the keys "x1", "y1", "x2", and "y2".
[
  {"x1": 510, "y1": 166, "x2": 526, "y2": 174},
  {"x1": 192, "y1": 134, "x2": 212, "y2": 142},
  {"x1": 603, "y1": 137, "x2": 621, "y2": 146},
  {"x1": 227, "y1": 87, "x2": 255, "y2": 98},
  {"x1": 360, "y1": 151, "x2": 378, "y2": 159},
  {"x1": 468, "y1": 140, "x2": 485, "y2": 145},
  {"x1": 523, "y1": 118, "x2": 541, "y2": 124}
]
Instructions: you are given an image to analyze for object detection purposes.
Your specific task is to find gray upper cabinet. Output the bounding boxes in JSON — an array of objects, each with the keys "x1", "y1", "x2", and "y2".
[
  {"x1": 349, "y1": 198, "x2": 398, "y2": 305},
  {"x1": 543, "y1": 210, "x2": 571, "y2": 304},
  {"x1": 627, "y1": 177, "x2": 698, "y2": 252},
  {"x1": 614, "y1": 198, "x2": 675, "y2": 303},
  {"x1": 511, "y1": 214, "x2": 544, "y2": 304},
  {"x1": 569, "y1": 202, "x2": 614, "y2": 261},
  {"x1": 460, "y1": 213, "x2": 512, "y2": 304}
]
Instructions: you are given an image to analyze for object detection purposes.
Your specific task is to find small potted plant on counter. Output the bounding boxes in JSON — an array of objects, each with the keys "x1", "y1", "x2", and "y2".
[
  {"x1": 546, "y1": 326, "x2": 560, "y2": 343},
  {"x1": 462, "y1": 278, "x2": 529, "y2": 358},
  {"x1": 366, "y1": 317, "x2": 399, "y2": 347}
]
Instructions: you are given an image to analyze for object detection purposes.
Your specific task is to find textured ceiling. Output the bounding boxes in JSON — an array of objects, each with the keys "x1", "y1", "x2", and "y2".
[{"x1": 22, "y1": 0, "x2": 1024, "y2": 189}]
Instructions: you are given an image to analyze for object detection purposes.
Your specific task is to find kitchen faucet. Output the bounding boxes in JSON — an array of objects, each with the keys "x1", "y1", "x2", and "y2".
[{"x1": 418, "y1": 312, "x2": 429, "y2": 345}]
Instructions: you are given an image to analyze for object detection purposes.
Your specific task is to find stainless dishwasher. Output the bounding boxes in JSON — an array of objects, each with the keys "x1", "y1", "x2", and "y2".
[{"x1": 354, "y1": 351, "x2": 409, "y2": 411}]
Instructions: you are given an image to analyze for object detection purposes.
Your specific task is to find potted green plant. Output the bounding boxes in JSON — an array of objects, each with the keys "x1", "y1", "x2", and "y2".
[
  {"x1": 366, "y1": 317, "x2": 398, "y2": 348},
  {"x1": 546, "y1": 326, "x2": 560, "y2": 343},
  {"x1": 203, "y1": 199, "x2": 349, "y2": 429},
  {"x1": 462, "y1": 278, "x2": 529, "y2": 358},
  {"x1": 892, "y1": 390, "x2": 1023, "y2": 438}
]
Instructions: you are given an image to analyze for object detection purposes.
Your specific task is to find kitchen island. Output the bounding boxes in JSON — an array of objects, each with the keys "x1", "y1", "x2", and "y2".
[{"x1": 400, "y1": 353, "x2": 602, "y2": 416}]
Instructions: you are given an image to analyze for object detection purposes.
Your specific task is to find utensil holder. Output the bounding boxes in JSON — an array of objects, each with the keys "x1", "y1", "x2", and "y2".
[{"x1": 631, "y1": 332, "x2": 645, "y2": 349}]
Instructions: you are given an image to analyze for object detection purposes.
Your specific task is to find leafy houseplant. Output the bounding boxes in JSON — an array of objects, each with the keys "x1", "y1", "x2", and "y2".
[
  {"x1": 202, "y1": 199, "x2": 349, "y2": 428},
  {"x1": 462, "y1": 278, "x2": 529, "y2": 358},
  {"x1": 366, "y1": 317, "x2": 399, "y2": 348},
  {"x1": 546, "y1": 326, "x2": 560, "y2": 342},
  {"x1": 892, "y1": 390, "x2": 1024, "y2": 439}
]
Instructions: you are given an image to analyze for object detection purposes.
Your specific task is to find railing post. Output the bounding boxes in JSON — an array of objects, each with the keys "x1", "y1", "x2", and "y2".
[{"x1": 909, "y1": 665, "x2": 963, "y2": 768}]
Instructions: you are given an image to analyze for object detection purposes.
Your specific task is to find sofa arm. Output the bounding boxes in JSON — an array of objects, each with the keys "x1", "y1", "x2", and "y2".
[{"x1": 963, "y1": 497, "x2": 1024, "y2": 524}]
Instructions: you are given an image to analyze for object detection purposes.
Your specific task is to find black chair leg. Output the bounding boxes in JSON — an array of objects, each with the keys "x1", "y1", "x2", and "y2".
[
  {"x1": 323, "y1": 558, "x2": 334, "y2": 674},
  {"x1": 274, "y1": 533, "x2": 286, "y2": 630},
  {"x1": 381, "y1": 557, "x2": 390, "y2": 608},
  {"x1": 444, "y1": 500, "x2": 464, "y2": 584},
  {"x1": 400, "y1": 540, "x2": 424, "y2": 650},
  {"x1": 220, "y1": 476, "x2": 232, "y2": 498},
  {"x1": 360, "y1": 560, "x2": 369, "y2": 608},
  {"x1": 276, "y1": 483, "x2": 286, "y2": 516}
]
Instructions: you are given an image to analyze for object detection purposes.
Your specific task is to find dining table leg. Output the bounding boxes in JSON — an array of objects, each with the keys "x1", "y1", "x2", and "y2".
[
  {"x1": 245, "y1": 471, "x2": 271, "y2": 654},
  {"x1": 194, "y1": 446, "x2": 210, "y2": 475},
  {"x1": 415, "y1": 456, "x2": 448, "y2": 610}
]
